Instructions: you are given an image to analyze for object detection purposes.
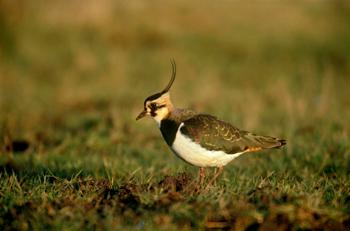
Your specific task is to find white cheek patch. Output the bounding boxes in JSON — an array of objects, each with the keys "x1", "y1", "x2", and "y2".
[{"x1": 152, "y1": 107, "x2": 169, "y2": 127}]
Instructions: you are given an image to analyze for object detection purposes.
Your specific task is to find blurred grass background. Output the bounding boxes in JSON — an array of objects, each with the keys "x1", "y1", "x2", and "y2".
[{"x1": 1, "y1": 0, "x2": 350, "y2": 230}]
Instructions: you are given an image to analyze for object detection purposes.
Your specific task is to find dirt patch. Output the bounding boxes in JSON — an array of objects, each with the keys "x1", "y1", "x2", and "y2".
[
  {"x1": 73, "y1": 177, "x2": 112, "y2": 194},
  {"x1": 97, "y1": 172, "x2": 194, "y2": 211},
  {"x1": 204, "y1": 203, "x2": 350, "y2": 231},
  {"x1": 100, "y1": 183, "x2": 143, "y2": 213},
  {"x1": 157, "y1": 172, "x2": 193, "y2": 193},
  {"x1": 2, "y1": 173, "x2": 349, "y2": 230}
]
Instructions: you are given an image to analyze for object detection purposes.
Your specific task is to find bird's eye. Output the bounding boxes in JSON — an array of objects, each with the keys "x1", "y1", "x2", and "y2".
[
  {"x1": 149, "y1": 103, "x2": 157, "y2": 109},
  {"x1": 149, "y1": 103, "x2": 165, "y2": 110}
]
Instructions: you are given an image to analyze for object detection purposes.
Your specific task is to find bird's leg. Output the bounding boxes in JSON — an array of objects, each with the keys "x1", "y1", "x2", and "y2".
[
  {"x1": 217, "y1": 166, "x2": 224, "y2": 183},
  {"x1": 194, "y1": 167, "x2": 206, "y2": 193},
  {"x1": 210, "y1": 166, "x2": 224, "y2": 185},
  {"x1": 198, "y1": 167, "x2": 206, "y2": 185},
  {"x1": 213, "y1": 168, "x2": 218, "y2": 186},
  {"x1": 204, "y1": 166, "x2": 224, "y2": 191}
]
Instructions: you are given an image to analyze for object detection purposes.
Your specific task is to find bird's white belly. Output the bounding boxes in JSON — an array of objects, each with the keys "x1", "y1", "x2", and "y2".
[{"x1": 171, "y1": 123, "x2": 243, "y2": 167}]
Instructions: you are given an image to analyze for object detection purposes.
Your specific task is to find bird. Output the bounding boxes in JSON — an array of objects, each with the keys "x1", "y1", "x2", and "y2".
[{"x1": 136, "y1": 60, "x2": 286, "y2": 188}]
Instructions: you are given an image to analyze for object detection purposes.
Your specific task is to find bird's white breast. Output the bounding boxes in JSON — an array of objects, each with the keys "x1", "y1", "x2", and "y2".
[{"x1": 170, "y1": 123, "x2": 243, "y2": 167}]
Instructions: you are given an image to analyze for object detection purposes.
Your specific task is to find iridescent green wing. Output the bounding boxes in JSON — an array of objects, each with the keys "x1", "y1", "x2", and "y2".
[{"x1": 180, "y1": 114, "x2": 285, "y2": 154}]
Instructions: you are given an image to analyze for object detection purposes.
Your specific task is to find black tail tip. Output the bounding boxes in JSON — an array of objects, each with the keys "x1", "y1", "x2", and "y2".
[{"x1": 279, "y1": 139, "x2": 287, "y2": 146}]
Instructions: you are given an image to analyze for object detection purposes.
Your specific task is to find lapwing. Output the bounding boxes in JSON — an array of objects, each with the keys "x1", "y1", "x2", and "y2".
[{"x1": 136, "y1": 60, "x2": 286, "y2": 187}]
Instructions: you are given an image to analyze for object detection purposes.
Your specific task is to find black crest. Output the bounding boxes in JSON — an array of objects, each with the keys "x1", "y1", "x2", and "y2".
[{"x1": 144, "y1": 59, "x2": 176, "y2": 106}]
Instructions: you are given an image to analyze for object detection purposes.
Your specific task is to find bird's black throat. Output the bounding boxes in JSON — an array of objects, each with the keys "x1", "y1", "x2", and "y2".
[{"x1": 160, "y1": 119, "x2": 180, "y2": 146}]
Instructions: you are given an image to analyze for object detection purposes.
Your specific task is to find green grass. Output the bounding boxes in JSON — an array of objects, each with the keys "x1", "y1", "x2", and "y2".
[{"x1": 1, "y1": 0, "x2": 350, "y2": 230}]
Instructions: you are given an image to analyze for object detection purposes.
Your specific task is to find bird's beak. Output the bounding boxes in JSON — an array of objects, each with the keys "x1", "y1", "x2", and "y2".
[{"x1": 136, "y1": 110, "x2": 147, "y2": 120}]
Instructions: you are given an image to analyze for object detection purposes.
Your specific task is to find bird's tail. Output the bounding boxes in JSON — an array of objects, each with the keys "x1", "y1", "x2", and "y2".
[{"x1": 243, "y1": 132, "x2": 286, "y2": 151}]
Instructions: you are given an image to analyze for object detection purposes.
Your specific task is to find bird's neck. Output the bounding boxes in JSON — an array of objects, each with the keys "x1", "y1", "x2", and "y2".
[{"x1": 162, "y1": 108, "x2": 196, "y2": 124}]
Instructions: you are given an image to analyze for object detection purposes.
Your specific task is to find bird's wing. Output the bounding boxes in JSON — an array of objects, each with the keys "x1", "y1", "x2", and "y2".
[{"x1": 180, "y1": 114, "x2": 285, "y2": 154}]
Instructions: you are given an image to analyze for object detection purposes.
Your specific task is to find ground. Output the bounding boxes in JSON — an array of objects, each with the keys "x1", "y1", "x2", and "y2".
[{"x1": 1, "y1": 0, "x2": 350, "y2": 230}]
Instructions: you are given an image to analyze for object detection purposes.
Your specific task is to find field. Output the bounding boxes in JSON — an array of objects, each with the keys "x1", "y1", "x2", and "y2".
[{"x1": 1, "y1": 0, "x2": 350, "y2": 230}]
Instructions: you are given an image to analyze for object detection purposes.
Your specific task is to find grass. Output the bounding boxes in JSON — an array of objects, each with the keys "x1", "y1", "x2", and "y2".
[{"x1": 1, "y1": 0, "x2": 350, "y2": 230}]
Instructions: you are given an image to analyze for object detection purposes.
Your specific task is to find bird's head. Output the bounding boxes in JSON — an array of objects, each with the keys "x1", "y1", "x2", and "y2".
[{"x1": 136, "y1": 60, "x2": 176, "y2": 124}]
